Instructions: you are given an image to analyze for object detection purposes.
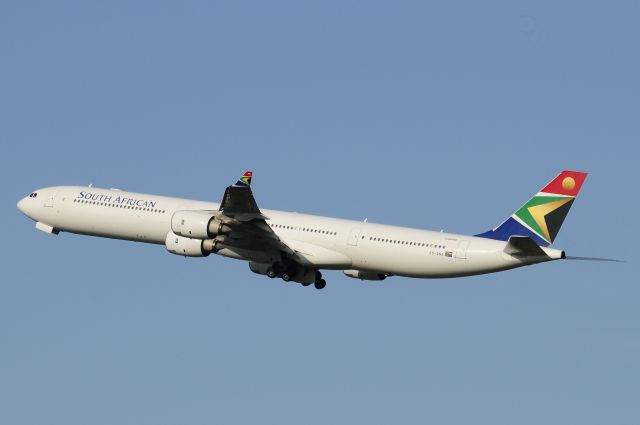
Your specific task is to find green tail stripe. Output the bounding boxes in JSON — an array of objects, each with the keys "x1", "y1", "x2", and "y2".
[{"x1": 514, "y1": 196, "x2": 569, "y2": 241}]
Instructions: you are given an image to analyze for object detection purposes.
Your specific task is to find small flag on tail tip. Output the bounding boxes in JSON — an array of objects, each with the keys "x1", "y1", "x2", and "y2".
[{"x1": 234, "y1": 171, "x2": 253, "y2": 187}]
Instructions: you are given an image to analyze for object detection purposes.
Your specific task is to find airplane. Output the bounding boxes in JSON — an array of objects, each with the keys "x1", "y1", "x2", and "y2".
[{"x1": 17, "y1": 170, "x2": 598, "y2": 289}]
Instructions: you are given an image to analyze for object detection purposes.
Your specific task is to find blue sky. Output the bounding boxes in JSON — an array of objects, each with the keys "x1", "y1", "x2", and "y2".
[{"x1": 1, "y1": 1, "x2": 638, "y2": 424}]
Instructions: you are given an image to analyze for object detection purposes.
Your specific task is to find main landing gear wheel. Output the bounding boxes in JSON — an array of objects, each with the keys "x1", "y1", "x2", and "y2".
[
  {"x1": 266, "y1": 268, "x2": 278, "y2": 279},
  {"x1": 282, "y1": 272, "x2": 292, "y2": 282},
  {"x1": 301, "y1": 281, "x2": 312, "y2": 287},
  {"x1": 313, "y1": 270, "x2": 326, "y2": 289}
]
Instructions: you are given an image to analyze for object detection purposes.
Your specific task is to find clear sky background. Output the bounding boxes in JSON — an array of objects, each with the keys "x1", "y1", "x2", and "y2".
[{"x1": 1, "y1": 1, "x2": 638, "y2": 424}]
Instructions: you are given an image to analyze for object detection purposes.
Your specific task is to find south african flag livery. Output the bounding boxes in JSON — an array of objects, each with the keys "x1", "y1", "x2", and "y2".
[
  {"x1": 234, "y1": 171, "x2": 253, "y2": 187},
  {"x1": 476, "y1": 171, "x2": 588, "y2": 247}
]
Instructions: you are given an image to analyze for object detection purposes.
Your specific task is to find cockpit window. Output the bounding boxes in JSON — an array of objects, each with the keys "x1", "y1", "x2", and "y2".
[{"x1": 29, "y1": 192, "x2": 38, "y2": 198}]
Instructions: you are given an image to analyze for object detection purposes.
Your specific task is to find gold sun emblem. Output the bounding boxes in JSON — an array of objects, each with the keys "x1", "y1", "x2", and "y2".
[{"x1": 562, "y1": 177, "x2": 575, "y2": 191}]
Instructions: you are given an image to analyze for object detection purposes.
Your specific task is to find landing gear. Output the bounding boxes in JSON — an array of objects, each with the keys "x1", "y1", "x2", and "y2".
[
  {"x1": 281, "y1": 265, "x2": 300, "y2": 282},
  {"x1": 266, "y1": 267, "x2": 278, "y2": 279},
  {"x1": 314, "y1": 279, "x2": 326, "y2": 290},
  {"x1": 266, "y1": 263, "x2": 283, "y2": 279},
  {"x1": 313, "y1": 270, "x2": 326, "y2": 290},
  {"x1": 262, "y1": 264, "x2": 327, "y2": 289}
]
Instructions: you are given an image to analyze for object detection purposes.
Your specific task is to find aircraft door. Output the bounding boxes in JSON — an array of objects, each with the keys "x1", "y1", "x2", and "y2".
[{"x1": 456, "y1": 240, "x2": 469, "y2": 259}]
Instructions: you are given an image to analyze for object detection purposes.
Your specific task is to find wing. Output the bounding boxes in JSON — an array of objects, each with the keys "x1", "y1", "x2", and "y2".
[
  {"x1": 219, "y1": 171, "x2": 269, "y2": 222},
  {"x1": 214, "y1": 171, "x2": 301, "y2": 261}
]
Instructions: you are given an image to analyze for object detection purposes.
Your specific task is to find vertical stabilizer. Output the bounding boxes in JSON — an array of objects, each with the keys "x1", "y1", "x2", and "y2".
[{"x1": 476, "y1": 171, "x2": 587, "y2": 247}]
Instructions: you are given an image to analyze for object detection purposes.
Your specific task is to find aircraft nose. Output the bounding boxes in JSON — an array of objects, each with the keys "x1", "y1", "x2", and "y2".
[{"x1": 17, "y1": 197, "x2": 28, "y2": 215}]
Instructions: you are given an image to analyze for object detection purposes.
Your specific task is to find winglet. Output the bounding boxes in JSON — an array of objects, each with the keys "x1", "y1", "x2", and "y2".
[
  {"x1": 220, "y1": 170, "x2": 267, "y2": 220},
  {"x1": 234, "y1": 171, "x2": 253, "y2": 187}
]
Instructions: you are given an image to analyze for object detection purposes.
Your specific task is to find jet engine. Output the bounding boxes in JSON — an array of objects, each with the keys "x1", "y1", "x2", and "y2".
[
  {"x1": 171, "y1": 210, "x2": 232, "y2": 239},
  {"x1": 343, "y1": 269, "x2": 387, "y2": 281},
  {"x1": 165, "y1": 231, "x2": 212, "y2": 257}
]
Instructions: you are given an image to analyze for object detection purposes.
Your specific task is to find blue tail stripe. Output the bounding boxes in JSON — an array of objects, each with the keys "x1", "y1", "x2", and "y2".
[{"x1": 475, "y1": 217, "x2": 550, "y2": 247}]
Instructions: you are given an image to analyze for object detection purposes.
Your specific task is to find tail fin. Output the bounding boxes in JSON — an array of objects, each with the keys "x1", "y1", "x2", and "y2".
[{"x1": 476, "y1": 170, "x2": 588, "y2": 247}]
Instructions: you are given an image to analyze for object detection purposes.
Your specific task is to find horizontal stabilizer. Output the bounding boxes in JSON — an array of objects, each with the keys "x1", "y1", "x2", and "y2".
[{"x1": 504, "y1": 236, "x2": 548, "y2": 257}]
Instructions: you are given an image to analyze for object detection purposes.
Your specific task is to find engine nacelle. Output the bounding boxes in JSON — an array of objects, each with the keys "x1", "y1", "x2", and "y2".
[
  {"x1": 343, "y1": 269, "x2": 387, "y2": 281},
  {"x1": 171, "y1": 210, "x2": 232, "y2": 239},
  {"x1": 165, "y1": 231, "x2": 210, "y2": 257}
]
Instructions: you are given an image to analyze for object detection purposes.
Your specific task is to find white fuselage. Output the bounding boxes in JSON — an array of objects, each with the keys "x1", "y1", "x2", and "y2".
[{"x1": 17, "y1": 186, "x2": 563, "y2": 279}]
